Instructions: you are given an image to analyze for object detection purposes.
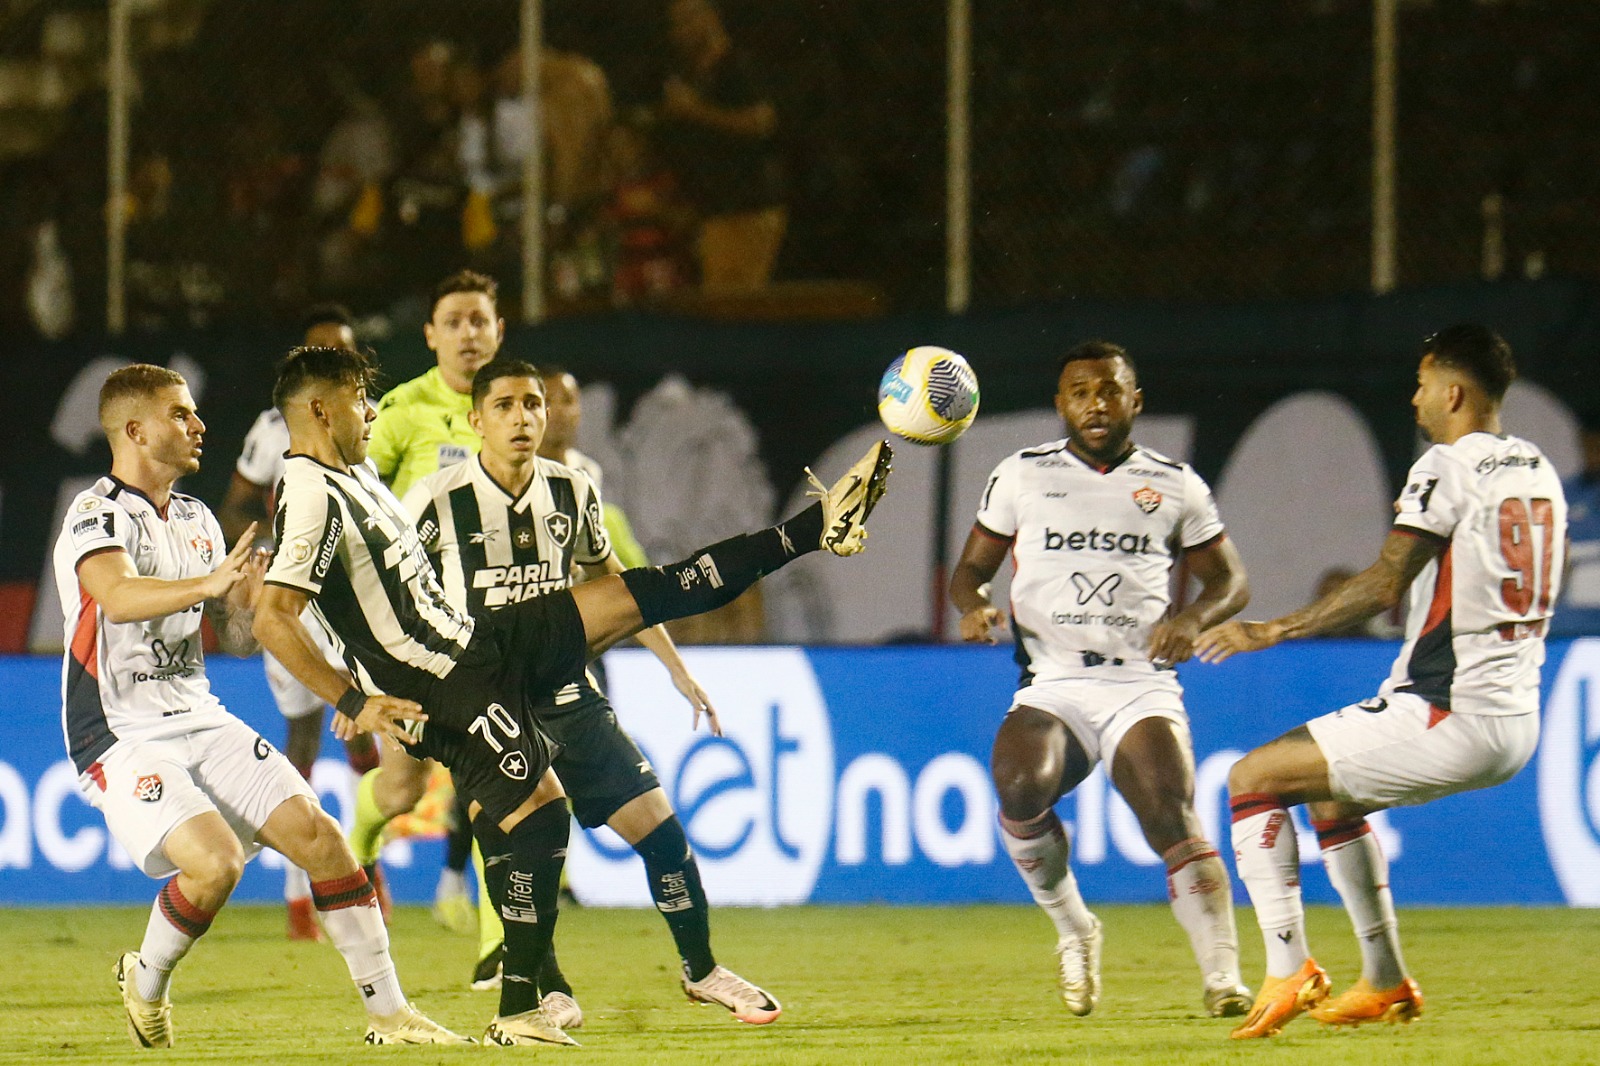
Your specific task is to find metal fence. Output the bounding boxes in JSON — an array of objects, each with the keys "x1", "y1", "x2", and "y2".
[{"x1": 0, "y1": 0, "x2": 1595, "y2": 337}]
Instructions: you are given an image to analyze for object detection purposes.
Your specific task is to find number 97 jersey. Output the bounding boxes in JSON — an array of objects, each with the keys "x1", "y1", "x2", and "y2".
[{"x1": 1386, "y1": 431, "x2": 1568, "y2": 717}]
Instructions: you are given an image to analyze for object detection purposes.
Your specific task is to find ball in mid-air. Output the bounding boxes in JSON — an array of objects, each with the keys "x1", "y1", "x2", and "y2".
[{"x1": 877, "y1": 346, "x2": 980, "y2": 445}]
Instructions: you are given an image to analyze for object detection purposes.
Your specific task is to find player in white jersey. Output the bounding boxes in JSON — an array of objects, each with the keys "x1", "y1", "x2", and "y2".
[
  {"x1": 56, "y1": 364, "x2": 466, "y2": 1048},
  {"x1": 1196, "y1": 325, "x2": 1568, "y2": 1039},
  {"x1": 218, "y1": 304, "x2": 385, "y2": 939},
  {"x1": 951, "y1": 340, "x2": 1253, "y2": 1019},
  {"x1": 252, "y1": 345, "x2": 889, "y2": 1044}
]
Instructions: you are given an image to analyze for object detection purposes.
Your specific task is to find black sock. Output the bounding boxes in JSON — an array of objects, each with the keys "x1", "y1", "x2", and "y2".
[
  {"x1": 445, "y1": 790, "x2": 473, "y2": 873},
  {"x1": 538, "y1": 943, "x2": 573, "y2": 998},
  {"x1": 620, "y1": 504, "x2": 823, "y2": 628},
  {"x1": 634, "y1": 816, "x2": 716, "y2": 982},
  {"x1": 496, "y1": 801, "x2": 568, "y2": 1017},
  {"x1": 471, "y1": 810, "x2": 513, "y2": 953}
]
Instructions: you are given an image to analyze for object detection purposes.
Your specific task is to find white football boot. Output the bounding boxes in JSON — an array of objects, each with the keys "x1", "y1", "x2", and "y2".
[
  {"x1": 1055, "y1": 915, "x2": 1104, "y2": 1016},
  {"x1": 116, "y1": 951, "x2": 174, "y2": 1049},
  {"x1": 482, "y1": 1007, "x2": 580, "y2": 1047},
  {"x1": 683, "y1": 965, "x2": 782, "y2": 1024},
  {"x1": 806, "y1": 440, "x2": 893, "y2": 557},
  {"x1": 539, "y1": 990, "x2": 584, "y2": 1030},
  {"x1": 363, "y1": 1004, "x2": 475, "y2": 1045}
]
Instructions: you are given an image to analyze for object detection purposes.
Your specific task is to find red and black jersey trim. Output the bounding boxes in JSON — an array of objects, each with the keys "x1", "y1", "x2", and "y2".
[
  {"x1": 312, "y1": 870, "x2": 377, "y2": 911},
  {"x1": 65, "y1": 587, "x2": 115, "y2": 773},
  {"x1": 1396, "y1": 540, "x2": 1455, "y2": 710}
]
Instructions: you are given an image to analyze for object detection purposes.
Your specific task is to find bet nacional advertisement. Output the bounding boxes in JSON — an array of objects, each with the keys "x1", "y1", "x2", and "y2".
[{"x1": 0, "y1": 640, "x2": 1596, "y2": 907}]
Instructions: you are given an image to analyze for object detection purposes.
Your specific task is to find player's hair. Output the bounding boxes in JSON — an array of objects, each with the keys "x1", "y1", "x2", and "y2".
[
  {"x1": 1057, "y1": 339, "x2": 1137, "y2": 382},
  {"x1": 1423, "y1": 324, "x2": 1516, "y2": 402},
  {"x1": 300, "y1": 302, "x2": 354, "y2": 334},
  {"x1": 273, "y1": 345, "x2": 379, "y2": 412},
  {"x1": 471, "y1": 358, "x2": 545, "y2": 409},
  {"x1": 98, "y1": 364, "x2": 187, "y2": 435},
  {"x1": 431, "y1": 270, "x2": 499, "y2": 315}
]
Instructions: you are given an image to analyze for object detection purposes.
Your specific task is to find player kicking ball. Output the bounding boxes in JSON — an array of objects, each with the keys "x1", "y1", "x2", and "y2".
[
  {"x1": 253, "y1": 345, "x2": 891, "y2": 1044},
  {"x1": 55, "y1": 365, "x2": 466, "y2": 1048},
  {"x1": 952, "y1": 340, "x2": 1253, "y2": 1018},
  {"x1": 370, "y1": 358, "x2": 773, "y2": 1026},
  {"x1": 1196, "y1": 326, "x2": 1568, "y2": 1038}
]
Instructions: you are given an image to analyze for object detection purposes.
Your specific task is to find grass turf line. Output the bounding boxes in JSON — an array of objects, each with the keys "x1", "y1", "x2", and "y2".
[{"x1": 0, "y1": 904, "x2": 1595, "y2": 1065}]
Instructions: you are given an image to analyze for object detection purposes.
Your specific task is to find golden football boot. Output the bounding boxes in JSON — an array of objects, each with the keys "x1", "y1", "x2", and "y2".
[{"x1": 1309, "y1": 977, "x2": 1424, "y2": 1028}]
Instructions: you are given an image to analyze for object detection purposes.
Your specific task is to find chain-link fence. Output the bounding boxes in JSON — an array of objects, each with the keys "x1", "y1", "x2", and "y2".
[{"x1": 0, "y1": 0, "x2": 1596, "y2": 337}]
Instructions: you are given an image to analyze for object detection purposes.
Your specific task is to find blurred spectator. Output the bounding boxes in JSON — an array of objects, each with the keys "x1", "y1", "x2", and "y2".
[
  {"x1": 1554, "y1": 424, "x2": 1600, "y2": 637},
  {"x1": 604, "y1": 113, "x2": 692, "y2": 305},
  {"x1": 387, "y1": 40, "x2": 471, "y2": 297},
  {"x1": 312, "y1": 74, "x2": 396, "y2": 301},
  {"x1": 658, "y1": 0, "x2": 786, "y2": 292}
]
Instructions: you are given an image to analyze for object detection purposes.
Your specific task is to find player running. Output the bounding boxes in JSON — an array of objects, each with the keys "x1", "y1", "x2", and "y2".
[
  {"x1": 950, "y1": 340, "x2": 1253, "y2": 1018},
  {"x1": 57, "y1": 365, "x2": 466, "y2": 1048},
  {"x1": 252, "y1": 344, "x2": 890, "y2": 1045},
  {"x1": 1196, "y1": 325, "x2": 1568, "y2": 1038},
  {"x1": 218, "y1": 303, "x2": 385, "y2": 938}
]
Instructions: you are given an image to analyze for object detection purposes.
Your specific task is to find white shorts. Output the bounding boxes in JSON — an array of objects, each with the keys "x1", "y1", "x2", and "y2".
[
  {"x1": 79, "y1": 715, "x2": 317, "y2": 878},
  {"x1": 1307, "y1": 692, "x2": 1539, "y2": 808},
  {"x1": 264, "y1": 614, "x2": 343, "y2": 720},
  {"x1": 1010, "y1": 674, "x2": 1190, "y2": 770}
]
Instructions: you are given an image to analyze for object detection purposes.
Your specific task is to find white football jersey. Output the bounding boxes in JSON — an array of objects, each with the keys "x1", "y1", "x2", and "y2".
[
  {"x1": 1383, "y1": 432, "x2": 1567, "y2": 716},
  {"x1": 975, "y1": 441, "x2": 1224, "y2": 683},
  {"x1": 54, "y1": 478, "x2": 231, "y2": 773},
  {"x1": 235, "y1": 408, "x2": 290, "y2": 491}
]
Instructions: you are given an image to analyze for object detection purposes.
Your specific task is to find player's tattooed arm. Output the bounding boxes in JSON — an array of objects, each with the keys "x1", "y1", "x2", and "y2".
[
  {"x1": 951, "y1": 525, "x2": 1011, "y2": 644},
  {"x1": 1195, "y1": 531, "x2": 1440, "y2": 662},
  {"x1": 206, "y1": 544, "x2": 270, "y2": 656},
  {"x1": 1150, "y1": 534, "x2": 1248, "y2": 665}
]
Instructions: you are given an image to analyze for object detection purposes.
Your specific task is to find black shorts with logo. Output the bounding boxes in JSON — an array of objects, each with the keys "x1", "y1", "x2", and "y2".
[
  {"x1": 540, "y1": 681, "x2": 661, "y2": 829},
  {"x1": 409, "y1": 589, "x2": 590, "y2": 824}
]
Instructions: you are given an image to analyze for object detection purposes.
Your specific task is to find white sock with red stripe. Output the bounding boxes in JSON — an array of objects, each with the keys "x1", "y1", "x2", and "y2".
[
  {"x1": 313, "y1": 871, "x2": 406, "y2": 1016},
  {"x1": 136, "y1": 878, "x2": 215, "y2": 1001},
  {"x1": 1229, "y1": 793, "x2": 1309, "y2": 979},
  {"x1": 1163, "y1": 837, "x2": 1242, "y2": 981},
  {"x1": 1000, "y1": 812, "x2": 1097, "y2": 942},
  {"x1": 1315, "y1": 818, "x2": 1407, "y2": 988}
]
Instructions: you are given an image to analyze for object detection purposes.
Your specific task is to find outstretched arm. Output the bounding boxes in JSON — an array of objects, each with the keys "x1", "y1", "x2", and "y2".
[
  {"x1": 950, "y1": 525, "x2": 1012, "y2": 645},
  {"x1": 78, "y1": 526, "x2": 258, "y2": 625},
  {"x1": 1149, "y1": 535, "x2": 1249, "y2": 665},
  {"x1": 1195, "y1": 530, "x2": 1441, "y2": 663},
  {"x1": 253, "y1": 583, "x2": 425, "y2": 745},
  {"x1": 583, "y1": 554, "x2": 720, "y2": 735},
  {"x1": 205, "y1": 545, "x2": 270, "y2": 656}
]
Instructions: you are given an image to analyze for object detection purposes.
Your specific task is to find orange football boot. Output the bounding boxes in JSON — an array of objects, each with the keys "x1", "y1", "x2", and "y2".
[
  {"x1": 1309, "y1": 977, "x2": 1424, "y2": 1027},
  {"x1": 1229, "y1": 959, "x2": 1331, "y2": 1039}
]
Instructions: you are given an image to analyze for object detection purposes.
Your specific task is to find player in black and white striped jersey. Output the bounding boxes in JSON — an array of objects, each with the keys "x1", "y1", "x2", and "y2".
[
  {"x1": 398, "y1": 360, "x2": 774, "y2": 1028},
  {"x1": 254, "y1": 345, "x2": 892, "y2": 1045}
]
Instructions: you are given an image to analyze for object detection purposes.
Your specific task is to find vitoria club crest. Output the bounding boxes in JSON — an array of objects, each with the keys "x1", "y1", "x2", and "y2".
[
  {"x1": 1132, "y1": 485, "x2": 1162, "y2": 514},
  {"x1": 134, "y1": 774, "x2": 163, "y2": 802}
]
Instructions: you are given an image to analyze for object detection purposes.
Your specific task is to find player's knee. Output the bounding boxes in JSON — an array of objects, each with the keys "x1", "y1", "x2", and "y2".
[
  {"x1": 1227, "y1": 753, "x2": 1273, "y2": 798},
  {"x1": 304, "y1": 810, "x2": 356, "y2": 871},
  {"x1": 991, "y1": 767, "x2": 1054, "y2": 819},
  {"x1": 187, "y1": 845, "x2": 245, "y2": 897}
]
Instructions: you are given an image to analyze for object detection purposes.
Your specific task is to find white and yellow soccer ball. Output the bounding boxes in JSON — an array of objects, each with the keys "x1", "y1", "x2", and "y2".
[{"x1": 876, "y1": 346, "x2": 980, "y2": 445}]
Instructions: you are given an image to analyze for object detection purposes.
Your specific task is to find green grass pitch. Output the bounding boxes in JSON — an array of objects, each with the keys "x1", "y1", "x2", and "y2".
[{"x1": 2, "y1": 904, "x2": 1596, "y2": 1065}]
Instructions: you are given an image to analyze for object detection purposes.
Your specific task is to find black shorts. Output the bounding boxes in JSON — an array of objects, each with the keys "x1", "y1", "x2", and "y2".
[
  {"x1": 541, "y1": 686, "x2": 661, "y2": 828},
  {"x1": 410, "y1": 589, "x2": 590, "y2": 824}
]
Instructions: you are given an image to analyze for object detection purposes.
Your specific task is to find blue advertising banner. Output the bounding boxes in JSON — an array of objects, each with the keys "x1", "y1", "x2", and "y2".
[{"x1": 1, "y1": 640, "x2": 1597, "y2": 907}]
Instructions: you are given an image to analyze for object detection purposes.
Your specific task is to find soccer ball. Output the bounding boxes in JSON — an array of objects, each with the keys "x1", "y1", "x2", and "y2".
[{"x1": 877, "y1": 346, "x2": 980, "y2": 445}]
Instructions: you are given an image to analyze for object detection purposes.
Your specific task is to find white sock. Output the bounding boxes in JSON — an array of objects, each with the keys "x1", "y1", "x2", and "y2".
[
  {"x1": 1163, "y1": 837, "x2": 1241, "y2": 982},
  {"x1": 1229, "y1": 795, "x2": 1309, "y2": 979},
  {"x1": 1000, "y1": 812, "x2": 1097, "y2": 942},
  {"x1": 136, "y1": 879, "x2": 214, "y2": 1001},
  {"x1": 313, "y1": 873, "x2": 407, "y2": 1017},
  {"x1": 284, "y1": 863, "x2": 311, "y2": 904},
  {"x1": 1316, "y1": 819, "x2": 1407, "y2": 988}
]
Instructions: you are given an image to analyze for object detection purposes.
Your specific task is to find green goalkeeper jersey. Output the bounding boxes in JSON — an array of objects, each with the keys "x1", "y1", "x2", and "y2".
[{"x1": 367, "y1": 367, "x2": 479, "y2": 498}]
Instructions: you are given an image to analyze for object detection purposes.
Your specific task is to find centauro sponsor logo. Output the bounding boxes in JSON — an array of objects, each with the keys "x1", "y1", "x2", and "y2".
[
  {"x1": 1043, "y1": 527, "x2": 1154, "y2": 554},
  {"x1": 474, "y1": 561, "x2": 566, "y2": 607}
]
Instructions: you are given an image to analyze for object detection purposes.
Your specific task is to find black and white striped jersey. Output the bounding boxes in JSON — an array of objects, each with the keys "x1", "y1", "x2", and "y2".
[
  {"x1": 264, "y1": 454, "x2": 475, "y2": 698},
  {"x1": 403, "y1": 455, "x2": 611, "y2": 619}
]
